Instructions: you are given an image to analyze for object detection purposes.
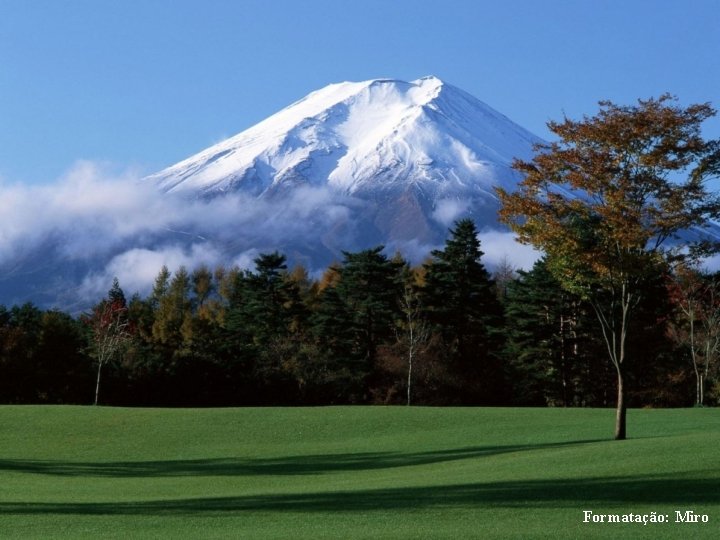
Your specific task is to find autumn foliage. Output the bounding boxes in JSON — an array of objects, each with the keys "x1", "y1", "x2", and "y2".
[
  {"x1": 497, "y1": 95, "x2": 720, "y2": 438},
  {"x1": 1, "y1": 97, "x2": 720, "y2": 429}
]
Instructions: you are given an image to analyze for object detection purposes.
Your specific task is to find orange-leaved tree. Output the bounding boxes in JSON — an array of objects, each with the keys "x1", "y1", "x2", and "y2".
[{"x1": 497, "y1": 95, "x2": 720, "y2": 439}]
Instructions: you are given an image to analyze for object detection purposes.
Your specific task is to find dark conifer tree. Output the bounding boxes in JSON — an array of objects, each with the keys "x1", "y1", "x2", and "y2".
[
  {"x1": 504, "y1": 258, "x2": 599, "y2": 406},
  {"x1": 243, "y1": 252, "x2": 294, "y2": 344},
  {"x1": 36, "y1": 310, "x2": 92, "y2": 403},
  {"x1": 312, "y1": 246, "x2": 403, "y2": 402},
  {"x1": 107, "y1": 277, "x2": 127, "y2": 307},
  {"x1": 422, "y1": 219, "x2": 504, "y2": 403},
  {"x1": 217, "y1": 252, "x2": 309, "y2": 404}
]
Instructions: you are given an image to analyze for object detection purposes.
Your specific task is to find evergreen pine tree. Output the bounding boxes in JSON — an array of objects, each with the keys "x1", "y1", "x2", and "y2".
[
  {"x1": 312, "y1": 246, "x2": 403, "y2": 402},
  {"x1": 505, "y1": 258, "x2": 592, "y2": 406},
  {"x1": 422, "y1": 219, "x2": 504, "y2": 403}
]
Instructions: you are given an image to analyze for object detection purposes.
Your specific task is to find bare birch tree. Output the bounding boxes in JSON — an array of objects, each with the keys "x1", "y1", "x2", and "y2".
[
  {"x1": 669, "y1": 266, "x2": 720, "y2": 406},
  {"x1": 86, "y1": 298, "x2": 131, "y2": 406},
  {"x1": 397, "y1": 281, "x2": 429, "y2": 406}
]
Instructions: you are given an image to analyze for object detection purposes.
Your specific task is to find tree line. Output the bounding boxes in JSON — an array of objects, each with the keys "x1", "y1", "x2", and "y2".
[
  {"x1": 0, "y1": 218, "x2": 717, "y2": 409},
  {"x1": 2, "y1": 93, "x2": 719, "y2": 436}
]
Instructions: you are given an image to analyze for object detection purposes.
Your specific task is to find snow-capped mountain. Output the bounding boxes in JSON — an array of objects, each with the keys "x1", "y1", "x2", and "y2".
[
  {"x1": 4, "y1": 76, "x2": 720, "y2": 310},
  {"x1": 0, "y1": 77, "x2": 545, "y2": 310},
  {"x1": 150, "y1": 77, "x2": 538, "y2": 195},
  {"x1": 146, "y1": 76, "x2": 541, "y2": 249},
  {"x1": 148, "y1": 76, "x2": 539, "y2": 197}
]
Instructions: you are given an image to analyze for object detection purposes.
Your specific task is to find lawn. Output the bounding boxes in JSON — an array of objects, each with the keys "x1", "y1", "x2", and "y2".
[{"x1": 0, "y1": 406, "x2": 718, "y2": 539}]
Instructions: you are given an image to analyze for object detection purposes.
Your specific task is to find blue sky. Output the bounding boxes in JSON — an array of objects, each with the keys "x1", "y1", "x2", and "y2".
[{"x1": 1, "y1": 0, "x2": 719, "y2": 185}]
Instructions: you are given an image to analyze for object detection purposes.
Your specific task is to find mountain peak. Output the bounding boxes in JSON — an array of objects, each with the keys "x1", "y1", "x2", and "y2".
[
  {"x1": 146, "y1": 77, "x2": 541, "y2": 198},
  {"x1": 0, "y1": 78, "x2": 547, "y2": 309}
]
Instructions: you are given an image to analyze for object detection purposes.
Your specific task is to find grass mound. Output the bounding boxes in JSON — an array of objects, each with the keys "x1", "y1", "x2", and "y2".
[{"x1": 0, "y1": 406, "x2": 717, "y2": 538}]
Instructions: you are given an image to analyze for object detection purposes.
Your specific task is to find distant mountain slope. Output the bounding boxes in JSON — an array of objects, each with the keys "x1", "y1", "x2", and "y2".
[
  {"x1": 146, "y1": 76, "x2": 543, "y2": 249},
  {"x1": 147, "y1": 76, "x2": 540, "y2": 198},
  {"x1": 1, "y1": 77, "x2": 547, "y2": 309}
]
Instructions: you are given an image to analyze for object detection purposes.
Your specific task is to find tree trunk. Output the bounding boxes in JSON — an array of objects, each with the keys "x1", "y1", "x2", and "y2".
[
  {"x1": 407, "y1": 349, "x2": 413, "y2": 406},
  {"x1": 560, "y1": 312, "x2": 568, "y2": 407},
  {"x1": 94, "y1": 362, "x2": 103, "y2": 406},
  {"x1": 614, "y1": 369, "x2": 626, "y2": 440},
  {"x1": 591, "y1": 291, "x2": 632, "y2": 441}
]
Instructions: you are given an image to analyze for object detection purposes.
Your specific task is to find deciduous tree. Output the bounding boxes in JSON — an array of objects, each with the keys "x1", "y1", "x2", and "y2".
[
  {"x1": 498, "y1": 95, "x2": 720, "y2": 438},
  {"x1": 85, "y1": 280, "x2": 131, "y2": 405},
  {"x1": 668, "y1": 265, "x2": 720, "y2": 406},
  {"x1": 396, "y1": 267, "x2": 429, "y2": 405}
]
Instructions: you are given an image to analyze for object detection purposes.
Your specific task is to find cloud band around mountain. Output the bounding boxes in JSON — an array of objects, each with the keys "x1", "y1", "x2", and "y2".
[{"x1": 0, "y1": 161, "x2": 543, "y2": 307}]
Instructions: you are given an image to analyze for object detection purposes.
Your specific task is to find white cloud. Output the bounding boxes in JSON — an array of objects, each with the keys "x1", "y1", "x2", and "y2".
[
  {"x1": 77, "y1": 243, "x2": 227, "y2": 301},
  {"x1": 0, "y1": 162, "x2": 369, "y2": 305},
  {"x1": 231, "y1": 249, "x2": 261, "y2": 270},
  {"x1": 431, "y1": 198, "x2": 470, "y2": 226},
  {"x1": 477, "y1": 230, "x2": 542, "y2": 271},
  {"x1": 0, "y1": 162, "x2": 171, "y2": 261},
  {"x1": 0, "y1": 161, "x2": 544, "y2": 307},
  {"x1": 384, "y1": 238, "x2": 440, "y2": 265}
]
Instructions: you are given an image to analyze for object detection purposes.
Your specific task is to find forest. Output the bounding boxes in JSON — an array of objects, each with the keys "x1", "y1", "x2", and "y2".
[
  {"x1": 0, "y1": 218, "x2": 716, "y2": 409},
  {"x1": 4, "y1": 95, "x2": 720, "y2": 413}
]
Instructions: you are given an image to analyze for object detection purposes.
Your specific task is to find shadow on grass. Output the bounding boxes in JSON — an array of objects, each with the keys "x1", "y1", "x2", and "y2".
[
  {"x1": 1, "y1": 474, "x2": 719, "y2": 515},
  {"x1": 0, "y1": 440, "x2": 603, "y2": 478}
]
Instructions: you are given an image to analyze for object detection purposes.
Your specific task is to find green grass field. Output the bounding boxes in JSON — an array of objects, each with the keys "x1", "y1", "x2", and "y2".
[{"x1": 0, "y1": 406, "x2": 718, "y2": 539}]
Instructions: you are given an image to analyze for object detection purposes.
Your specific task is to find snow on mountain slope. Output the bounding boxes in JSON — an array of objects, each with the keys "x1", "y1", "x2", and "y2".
[
  {"x1": 147, "y1": 76, "x2": 542, "y2": 200},
  {"x1": 7, "y1": 78, "x2": 720, "y2": 311},
  {"x1": 0, "y1": 78, "x2": 548, "y2": 310}
]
